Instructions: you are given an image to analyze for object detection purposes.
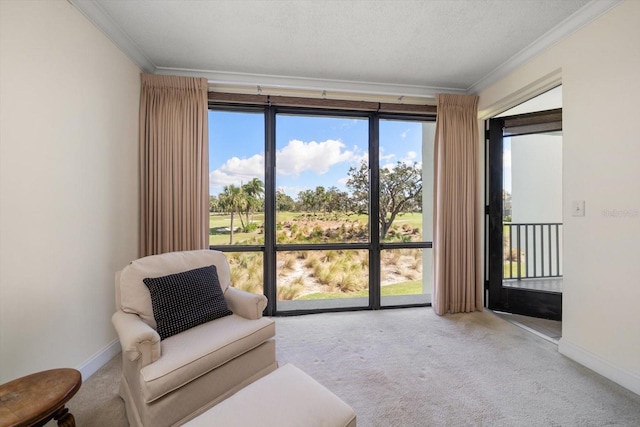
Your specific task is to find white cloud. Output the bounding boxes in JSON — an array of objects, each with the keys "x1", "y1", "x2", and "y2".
[
  {"x1": 381, "y1": 162, "x2": 396, "y2": 171},
  {"x1": 379, "y1": 147, "x2": 395, "y2": 162},
  {"x1": 210, "y1": 154, "x2": 264, "y2": 189},
  {"x1": 400, "y1": 128, "x2": 410, "y2": 139},
  {"x1": 381, "y1": 150, "x2": 421, "y2": 171},
  {"x1": 337, "y1": 176, "x2": 350, "y2": 186},
  {"x1": 276, "y1": 139, "x2": 359, "y2": 176},
  {"x1": 277, "y1": 185, "x2": 305, "y2": 198}
]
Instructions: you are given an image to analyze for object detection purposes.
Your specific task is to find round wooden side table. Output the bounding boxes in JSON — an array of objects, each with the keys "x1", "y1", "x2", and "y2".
[{"x1": 0, "y1": 368, "x2": 81, "y2": 427}]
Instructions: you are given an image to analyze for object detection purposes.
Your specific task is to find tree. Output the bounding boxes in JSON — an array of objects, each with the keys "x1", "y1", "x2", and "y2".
[
  {"x1": 219, "y1": 184, "x2": 243, "y2": 244},
  {"x1": 346, "y1": 160, "x2": 422, "y2": 239},
  {"x1": 276, "y1": 190, "x2": 295, "y2": 211},
  {"x1": 325, "y1": 186, "x2": 349, "y2": 213},
  {"x1": 502, "y1": 189, "x2": 512, "y2": 222},
  {"x1": 298, "y1": 189, "x2": 317, "y2": 214},
  {"x1": 241, "y1": 178, "x2": 264, "y2": 227},
  {"x1": 314, "y1": 186, "x2": 326, "y2": 213},
  {"x1": 209, "y1": 195, "x2": 220, "y2": 213}
]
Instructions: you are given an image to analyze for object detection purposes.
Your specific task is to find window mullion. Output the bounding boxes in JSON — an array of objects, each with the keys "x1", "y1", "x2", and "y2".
[
  {"x1": 369, "y1": 113, "x2": 381, "y2": 310},
  {"x1": 264, "y1": 106, "x2": 277, "y2": 315}
]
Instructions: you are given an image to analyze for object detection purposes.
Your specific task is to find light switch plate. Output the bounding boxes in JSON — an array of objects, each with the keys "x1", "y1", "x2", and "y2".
[{"x1": 572, "y1": 200, "x2": 585, "y2": 217}]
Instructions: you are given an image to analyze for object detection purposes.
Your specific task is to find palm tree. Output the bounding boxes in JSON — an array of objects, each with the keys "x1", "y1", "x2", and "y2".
[
  {"x1": 220, "y1": 184, "x2": 243, "y2": 244},
  {"x1": 242, "y1": 178, "x2": 264, "y2": 226}
]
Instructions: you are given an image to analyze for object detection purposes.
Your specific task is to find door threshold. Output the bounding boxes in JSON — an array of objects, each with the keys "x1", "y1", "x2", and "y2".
[{"x1": 492, "y1": 310, "x2": 561, "y2": 344}]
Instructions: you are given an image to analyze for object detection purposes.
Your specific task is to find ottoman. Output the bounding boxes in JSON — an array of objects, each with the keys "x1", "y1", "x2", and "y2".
[{"x1": 184, "y1": 364, "x2": 356, "y2": 427}]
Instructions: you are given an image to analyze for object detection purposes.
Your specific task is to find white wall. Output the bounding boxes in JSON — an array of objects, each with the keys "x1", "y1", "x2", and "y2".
[
  {"x1": 0, "y1": 0, "x2": 140, "y2": 382},
  {"x1": 479, "y1": 0, "x2": 640, "y2": 394},
  {"x1": 510, "y1": 134, "x2": 563, "y2": 224}
]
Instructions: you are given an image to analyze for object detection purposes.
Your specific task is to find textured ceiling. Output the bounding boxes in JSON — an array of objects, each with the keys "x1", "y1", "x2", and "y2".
[{"x1": 72, "y1": 0, "x2": 613, "y2": 97}]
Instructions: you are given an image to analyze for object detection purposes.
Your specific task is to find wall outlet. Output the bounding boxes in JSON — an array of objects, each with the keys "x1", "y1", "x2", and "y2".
[{"x1": 572, "y1": 200, "x2": 586, "y2": 217}]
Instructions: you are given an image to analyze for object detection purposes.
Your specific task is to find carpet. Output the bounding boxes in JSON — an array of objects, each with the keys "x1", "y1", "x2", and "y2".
[{"x1": 67, "y1": 308, "x2": 640, "y2": 426}]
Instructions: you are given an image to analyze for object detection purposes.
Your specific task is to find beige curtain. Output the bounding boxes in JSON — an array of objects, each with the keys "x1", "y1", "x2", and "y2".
[
  {"x1": 139, "y1": 74, "x2": 209, "y2": 256},
  {"x1": 433, "y1": 93, "x2": 482, "y2": 315}
]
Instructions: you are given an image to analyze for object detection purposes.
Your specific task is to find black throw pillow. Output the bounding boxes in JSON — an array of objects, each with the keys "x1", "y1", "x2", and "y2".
[{"x1": 143, "y1": 265, "x2": 233, "y2": 340}]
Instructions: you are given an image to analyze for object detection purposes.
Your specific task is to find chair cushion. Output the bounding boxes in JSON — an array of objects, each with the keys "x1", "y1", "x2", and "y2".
[
  {"x1": 118, "y1": 250, "x2": 232, "y2": 329},
  {"x1": 143, "y1": 265, "x2": 233, "y2": 340},
  {"x1": 183, "y1": 364, "x2": 356, "y2": 427},
  {"x1": 139, "y1": 314, "x2": 275, "y2": 403}
]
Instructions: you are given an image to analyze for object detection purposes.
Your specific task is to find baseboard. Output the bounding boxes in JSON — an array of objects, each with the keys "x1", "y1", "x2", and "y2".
[
  {"x1": 77, "y1": 339, "x2": 121, "y2": 382},
  {"x1": 559, "y1": 338, "x2": 640, "y2": 396}
]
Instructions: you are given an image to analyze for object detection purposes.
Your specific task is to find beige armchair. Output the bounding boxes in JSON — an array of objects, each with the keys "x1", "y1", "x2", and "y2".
[{"x1": 112, "y1": 250, "x2": 277, "y2": 427}]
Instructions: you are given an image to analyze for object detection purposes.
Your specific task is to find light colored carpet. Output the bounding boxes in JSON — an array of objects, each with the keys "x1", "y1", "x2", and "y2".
[{"x1": 60, "y1": 308, "x2": 640, "y2": 426}]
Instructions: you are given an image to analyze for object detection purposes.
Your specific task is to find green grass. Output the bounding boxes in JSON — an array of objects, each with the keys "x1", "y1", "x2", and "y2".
[
  {"x1": 209, "y1": 213, "x2": 265, "y2": 245},
  {"x1": 297, "y1": 280, "x2": 422, "y2": 300},
  {"x1": 389, "y1": 212, "x2": 423, "y2": 231},
  {"x1": 503, "y1": 262, "x2": 526, "y2": 278},
  {"x1": 210, "y1": 211, "x2": 426, "y2": 245}
]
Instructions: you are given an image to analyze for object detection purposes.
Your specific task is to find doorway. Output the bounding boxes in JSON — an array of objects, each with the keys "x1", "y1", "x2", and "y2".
[{"x1": 486, "y1": 103, "x2": 563, "y2": 321}]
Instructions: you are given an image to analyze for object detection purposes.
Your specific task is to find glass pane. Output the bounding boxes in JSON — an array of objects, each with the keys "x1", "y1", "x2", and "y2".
[
  {"x1": 209, "y1": 111, "x2": 265, "y2": 246},
  {"x1": 275, "y1": 115, "x2": 369, "y2": 244},
  {"x1": 379, "y1": 120, "x2": 435, "y2": 243},
  {"x1": 276, "y1": 249, "x2": 369, "y2": 311},
  {"x1": 380, "y1": 248, "x2": 431, "y2": 306},
  {"x1": 503, "y1": 132, "x2": 563, "y2": 291},
  {"x1": 225, "y1": 251, "x2": 264, "y2": 295}
]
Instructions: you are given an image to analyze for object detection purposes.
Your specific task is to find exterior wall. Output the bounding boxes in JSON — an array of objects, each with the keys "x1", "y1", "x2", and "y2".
[
  {"x1": 510, "y1": 134, "x2": 563, "y2": 224},
  {"x1": 509, "y1": 134, "x2": 563, "y2": 277},
  {"x1": 0, "y1": 0, "x2": 140, "y2": 382},
  {"x1": 479, "y1": 0, "x2": 640, "y2": 394}
]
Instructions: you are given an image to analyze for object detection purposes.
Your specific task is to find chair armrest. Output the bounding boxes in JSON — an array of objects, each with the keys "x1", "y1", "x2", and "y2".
[
  {"x1": 112, "y1": 311, "x2": 161, "y2": 366},
  {"x1": 224, "y1": 287, "x2": 267, "y2": 320}
]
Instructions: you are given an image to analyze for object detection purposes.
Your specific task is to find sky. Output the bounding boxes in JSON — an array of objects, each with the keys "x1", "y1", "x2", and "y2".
[{"x1": 209, "y1": 110, "x2": 428, "y2": 199}]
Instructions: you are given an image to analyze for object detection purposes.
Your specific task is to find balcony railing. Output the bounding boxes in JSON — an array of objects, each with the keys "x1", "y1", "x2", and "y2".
[{"x1": 504, "y1": 223, "x2": 563, "y2": 280}]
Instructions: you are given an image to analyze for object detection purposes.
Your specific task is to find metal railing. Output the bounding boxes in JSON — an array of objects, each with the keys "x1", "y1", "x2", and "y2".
[{"x1": 504, "y1": 223, "x2": 563, "y2": 279}]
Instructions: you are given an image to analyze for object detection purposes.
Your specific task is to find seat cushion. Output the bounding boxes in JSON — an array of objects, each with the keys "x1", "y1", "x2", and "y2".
[
  {"x1": 118, "y1": 250, "x2": 232, "y2": 329},
  {"x1": 139, "y1": 314, "x2": 275, "y2": 403},
  {"x1": 184, "y1": 364, "x2": 356, "y2": 427},
  {"x1": 143, "y1": 265, "x2": 232, "y2": 340}
]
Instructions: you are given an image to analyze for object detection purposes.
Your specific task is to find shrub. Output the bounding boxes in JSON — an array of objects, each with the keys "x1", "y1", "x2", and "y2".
[
  {"x1": 243, "y1": 222, "x2": 259, "y2": 233},
  {"x1": 281, "y1": 254, "x2": 296, "y2": 270},
  {"x1": 505, "y1": 248, "x2": 524, "y2": 262},
  {"x1": 323, "y1": 250, "x2": 338, "y2": 262},
  {"x1": 277, "y1": 284, "x2": 302, "y2": 300},
  {"x1": 336, "y1": 272, "x2": 360, "y2": 292},
  {"x1": 314, "y1": 266, "x2": 332, "y2": 286}
]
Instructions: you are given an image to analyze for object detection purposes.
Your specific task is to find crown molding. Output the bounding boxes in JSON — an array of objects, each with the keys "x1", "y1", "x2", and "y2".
[
  {"x1": 467, "y1": 0, "x2": 623, "y2": 95},
  {"x1": 68, "y1": 0, "x2": 156, "y2": 72},
  {"x1": 155, "y1": 67, "x2": 461, "y2": 100}
]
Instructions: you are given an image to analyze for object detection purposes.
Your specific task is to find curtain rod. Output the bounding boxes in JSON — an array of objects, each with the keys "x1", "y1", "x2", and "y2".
[{"x1": 208, "y1": 92, "x2": 437, "y2": 116}]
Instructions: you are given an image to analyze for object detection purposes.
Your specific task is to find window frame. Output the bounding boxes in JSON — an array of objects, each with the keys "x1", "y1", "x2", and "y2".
[{"x1": 209, "y1": 100, "x2": 435, "y2": 315}]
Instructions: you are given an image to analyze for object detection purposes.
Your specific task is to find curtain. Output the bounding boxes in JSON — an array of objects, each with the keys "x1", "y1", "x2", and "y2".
[
  {"x1": 139, "y1": 74, "x2": 209, "y2": 256},
  {"x1": 433, "y1": 93, "x2": 482, "y2": 315}
]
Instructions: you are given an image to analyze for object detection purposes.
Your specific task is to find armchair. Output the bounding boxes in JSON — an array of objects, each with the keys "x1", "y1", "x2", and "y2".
[{"x1": 112, "y1": 250, "x2": 277, "y2": 427}]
